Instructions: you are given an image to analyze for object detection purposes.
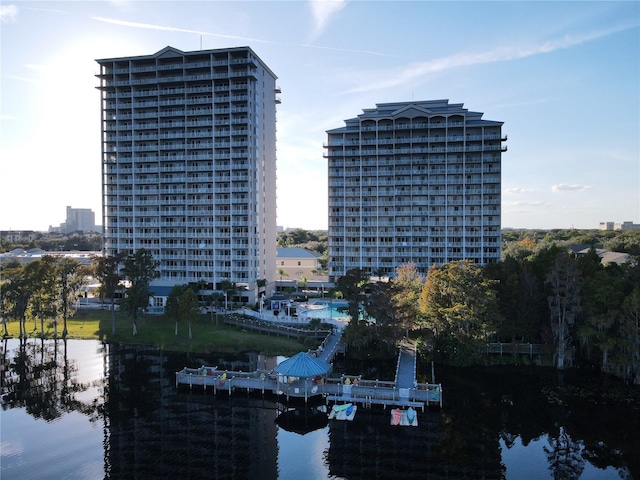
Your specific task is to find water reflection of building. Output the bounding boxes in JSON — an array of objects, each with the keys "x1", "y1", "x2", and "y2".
[
  {"x1": 104, "y1": 344, "x2": 278, "y2": 479},
  {"x1": 326, "y1": 410, "x2": 503, "y2": 479}
]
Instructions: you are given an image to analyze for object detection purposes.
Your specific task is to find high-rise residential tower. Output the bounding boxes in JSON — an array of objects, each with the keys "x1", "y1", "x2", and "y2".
[
  {"x1": 325, "y1": 100, "x2": 506, "y2": 281},
  {"x1": 97, "y1": 46, "x2": 279, "y2": 305}
]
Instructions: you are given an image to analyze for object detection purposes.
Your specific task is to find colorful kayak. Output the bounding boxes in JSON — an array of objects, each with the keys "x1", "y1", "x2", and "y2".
[
  {"x1": 406, "y1": 407, "x2": 416, "y2": 424},
  {"x1": 333, "y1": 403, "x2": 352, "y2": 412},
  {"x1": 391, "y1": 408, "x2": 402, "y2": 425},
  {"x1": 330, "y1": 403, "x2": 357, "y2": 421}
]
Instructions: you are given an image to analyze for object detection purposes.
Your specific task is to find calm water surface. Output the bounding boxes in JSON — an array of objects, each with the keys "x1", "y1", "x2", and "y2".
[{"x1": 1, "y1": 338, "x2": 638, "y2": 479}]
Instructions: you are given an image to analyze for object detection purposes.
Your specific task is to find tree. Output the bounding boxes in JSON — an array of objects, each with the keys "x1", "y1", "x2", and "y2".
[
  {"x1": 55, "y1": 257, "x2": 84, "y2": 337},
  {"x1": 391, "y1": 263, "x2": 424, "y2": 338},
  {"x1": 418, "y1": 261, "x2": 499, "y2": 364},
  {"x1": 1, "y1": 264, "x2": 35, "y2": 338},
  {"x1": 576, "y1": 265, "x2": 624, "y2": 370},
  {"x1": 338, "y1": 268, "x2": 385, "y2": 356},
  {"x1": 365, "y1": 263, "x2": 425, "y2": 347},
  {"x1": 92, "y1": 252, "x2": 126, "y2": 335},
  {"x1": 336, "y1": 268, "x2": 369, "y2": 323},
  {"x1": 218, "y1": 280, "x2": 235, "y2": 310},
  {"x1": 544, "y1": 427, "x2": 585, "y2": 480},
  {"x1": 546, "y1": 252, "x2": 582, "y2": 369},
  {"x1": 166, "y1": 284, "x2": 189, "y2": 336},
  {"x1": 343, "y1": 280, "x2": 395, "y2": 357},
  {"x1": 488, "y1": 256, "x2": 546, "y2": 343},
  {"x1": 616, "y1": 285, "x2": 640, "y2": 384},
  {"x1": 278, "y1": 269, "x2": 288, "y2": 282},
  {"x1": 28, "y1": 256, "x2": 58, "y2": 338},
  {"x1": 297, "y1": 275, "x2": 308, "y2": 293},
  {"x1": 120, "y1": 249, "x2": 160, "y2": 335},
  {"x1": 179, "y1": 288, "x2": 200, "y2": 340}
]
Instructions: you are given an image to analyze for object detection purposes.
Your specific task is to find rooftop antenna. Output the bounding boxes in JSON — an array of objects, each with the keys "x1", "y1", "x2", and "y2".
[{"x1": 200, "y1": 35, "x2": 203, "y2": 50}]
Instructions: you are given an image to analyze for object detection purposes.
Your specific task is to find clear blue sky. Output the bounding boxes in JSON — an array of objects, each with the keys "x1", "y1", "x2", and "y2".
[{"x1": 1, "y1": 1, "x2": 638, "y2": 231}]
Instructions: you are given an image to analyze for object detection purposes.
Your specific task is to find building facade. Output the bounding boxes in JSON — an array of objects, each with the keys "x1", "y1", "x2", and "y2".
[
  {"x1": 97, "y1": 46, "x2": 279, "y2": 304},
  {"x1": 59, "y1": 206, "x2": 97, "y2": 233},
  {"x1": 599, "y1": 221, "x2": 640, "y2": 231},
  {"x1": 325, "y1": 100, "x2": 506, "y2": 281}
]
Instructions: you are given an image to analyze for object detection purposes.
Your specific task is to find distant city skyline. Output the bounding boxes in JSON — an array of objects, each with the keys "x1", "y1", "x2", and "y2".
[{"x1": 1, "y1": 1, "x2": 638, "y2": 231}]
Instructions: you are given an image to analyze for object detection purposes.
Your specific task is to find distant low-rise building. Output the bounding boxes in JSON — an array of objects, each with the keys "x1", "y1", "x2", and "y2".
[
  {"x1": 275, "y1": 247, "x2": 329, "y2": 295},
  {"x1": 0, "y1": 248, "x2": 100, "y2": 266},
  {"x1": 599, "y1": 221, "x2": 640, "y2": 231},
  {"x1": 0, "y1": 230, "x2": 42, "y2": 243},
  {"x1": 276, "y1": 247, "x2": 326, "y2": 281},
  {"x1": 574, "y1": 247, "x2": 633, "y2": 266}
]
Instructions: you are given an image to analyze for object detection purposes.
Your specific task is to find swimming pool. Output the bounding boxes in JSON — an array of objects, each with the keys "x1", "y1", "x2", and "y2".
[
  {"x1": 304, "y1": 306, "x2": 350, "y2": 320},
  {"x1": 311, "y1": 300, "x2": 348, "y2": 308},
  {"x1": 298, "y1": 300, "x2": 351, "y2": 321}
]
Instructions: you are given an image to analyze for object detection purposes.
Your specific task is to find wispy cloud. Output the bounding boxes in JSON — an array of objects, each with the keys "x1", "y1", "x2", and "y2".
[
  {"x1": 25, "y1": 64, "x2": 46, "y2": 72},
  {"x1": 92, "y1": 17, "x2": 268, "y2": 44},
  {"x1": 492, "y1": 98, "x2": 554, "y2": 110},
  {"x1": 5, "y1": 74, "x2": 39, "y2": 84},
  {"x1": 504, "y1": 201, "x2": 549, "y2": 207},
  {"x1": 345, "y1": 24, "x2": 637, "y2": 94},
  {"x1": 298, "y1": 42, "x2": 398, "y2": 58},
  {"x1": 93, "y1": 15, "x2": 399, "y2": 58},
  {"x1": 551, "y1": 184, "x2": 592, "y2": 192},
  {"x1": 504, "y1": 187, "x2": 535, "y2": 194},
  {"x1": 0, "y1": 5, "x2": 18, "y2": 22},
  {"x1": 309, "y1": 0, "x2": 348, "y2": 41}
]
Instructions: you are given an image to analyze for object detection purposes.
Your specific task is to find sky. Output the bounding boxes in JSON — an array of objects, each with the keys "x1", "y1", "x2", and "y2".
[{"x1": 1, "y1": 0, "x2": 639, "y2": 232}]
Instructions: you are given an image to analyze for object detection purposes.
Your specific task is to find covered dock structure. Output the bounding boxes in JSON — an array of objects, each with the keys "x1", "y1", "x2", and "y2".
[{"x1": 176, "y1": 334, "x2": 442, "y2": 410}]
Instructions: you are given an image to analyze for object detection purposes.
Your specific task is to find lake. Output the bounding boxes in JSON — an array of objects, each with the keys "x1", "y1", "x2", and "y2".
[{"x1": 1, "y1": 338, "x2": 638, "y2": 479}]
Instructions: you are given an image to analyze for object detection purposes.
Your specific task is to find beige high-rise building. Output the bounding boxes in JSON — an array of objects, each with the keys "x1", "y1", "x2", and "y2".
[
  {"x1": 325, "y1": 100, "x2": 506, "y2": 281},
  {"x1": 97, "y1": 46, "x2": 279, "y2": 305}
]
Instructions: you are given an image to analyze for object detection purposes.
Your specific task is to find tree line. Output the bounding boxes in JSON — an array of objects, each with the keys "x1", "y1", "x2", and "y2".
[
  {"x1": 1, "y1": 248, "x2": 245, "y2": 342},
  {"x1": 1, "y1": 232, "x2": 103, "y2": 252},
  {"x1": 3, "y1": 232, "x2": 639, "y2": 384},
  {"x1": 337, "y1": 243, "x2": 639, "y2": 385},
  {"x1": 1, "y1": 249, "x2": 160, "y2": 339}
]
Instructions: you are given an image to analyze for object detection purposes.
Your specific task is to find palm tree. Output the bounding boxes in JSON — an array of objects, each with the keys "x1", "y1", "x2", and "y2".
[
  {"x1": 298, "y1": 275, "x2": 308, "y2": 293},
  {"x1": 278, "y1": 269, "x2": 289, "y2": 294}
]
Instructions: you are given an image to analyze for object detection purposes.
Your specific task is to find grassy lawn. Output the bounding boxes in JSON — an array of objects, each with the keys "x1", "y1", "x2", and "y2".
[{"x1": 2, "y1": 309, "x2": 310, "y2": 356}]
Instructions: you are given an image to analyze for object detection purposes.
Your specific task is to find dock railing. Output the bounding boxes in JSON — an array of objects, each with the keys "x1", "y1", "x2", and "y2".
[
  {"x1": 224, "y1": 314, "x2": 331, "y2": 340},
  {"x1": 323, "y1": 377, "x2": 442, "y2": 409},
  {"x1": 176, "y1": 367, "x2": 443, "y2": 408},
  {"x1": 486, "y1": 343, "x2": 545, "y2": 356}
]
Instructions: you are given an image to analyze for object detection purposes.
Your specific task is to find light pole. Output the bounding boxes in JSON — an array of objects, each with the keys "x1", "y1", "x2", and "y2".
[{"x1": 224, "y1": 292, "x2": 228, "y2": 311}]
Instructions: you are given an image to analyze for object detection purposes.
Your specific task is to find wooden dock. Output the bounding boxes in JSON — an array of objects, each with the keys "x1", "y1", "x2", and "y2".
[
  {"x1": 176, "y1": 366, "x2": 442, "y2": 410},
  {"x1": 176, "y1": 334, "x2": 442, "y2": 410}
]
